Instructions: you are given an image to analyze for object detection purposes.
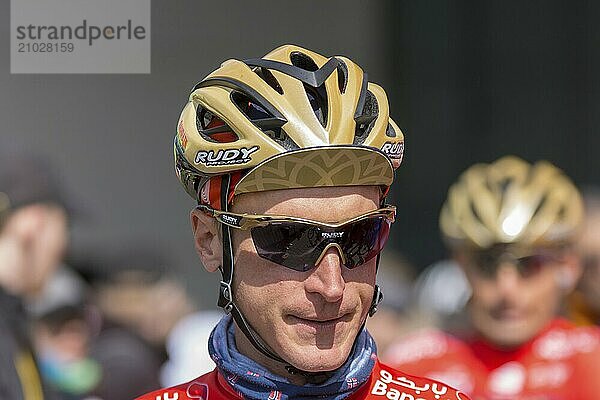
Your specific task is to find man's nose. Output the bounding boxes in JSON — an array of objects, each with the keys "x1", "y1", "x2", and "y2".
[
  {"x1": 495, "y1": 262, "x2": 521, "y2": 294},
  {"x1": 304, "y1": 246, "x2": 345, "y2": 303}
]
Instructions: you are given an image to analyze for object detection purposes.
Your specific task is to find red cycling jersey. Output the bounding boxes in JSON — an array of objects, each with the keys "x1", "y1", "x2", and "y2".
[
  {"x1": 136, "y1": 358, "x2": 470, "y2": 400},
  {"x1": 384, "y1": 319, "x2": 600, "y2": 400}
]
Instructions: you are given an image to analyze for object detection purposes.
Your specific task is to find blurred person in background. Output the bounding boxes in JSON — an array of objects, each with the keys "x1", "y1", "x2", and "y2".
[
  {"x1": 82, "y1": 245, "x2": 225, "y2": 389},
  {"x1": 29, "y1": 261, "x2": 101, "y2": 400},
  {"x1": 75, "y1": 245, "x2": 193, "y2": 400},
  {"x1": 569, "y1": 188, "x2": 600, "y2": 326},
  {"x1": 0, "y1": 150, "x2": 72, "y2": 400},
  {"x1": 386, "y1": 156, "x2": 600, "y2": 399},
  {"x1": 33, "y1": 304, "x2": 102, "y2": 400},
  {"x1": 0, "y1": 152, "x2": 71, "y2": 306},
  {"x1": 137, "y1": 44, "x2": 468, "y2": 400}
]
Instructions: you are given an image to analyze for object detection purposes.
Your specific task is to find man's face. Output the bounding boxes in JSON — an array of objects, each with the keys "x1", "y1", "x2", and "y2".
[
  {"x1": 0, "y1": 203, "x2": 68, "y2": 296},
  {"x1": 229, "y1": 186, "x2": 380, "y2": 373},
  {"x1": 458, "y1": 246, "x2": 577, "y2": 348}
]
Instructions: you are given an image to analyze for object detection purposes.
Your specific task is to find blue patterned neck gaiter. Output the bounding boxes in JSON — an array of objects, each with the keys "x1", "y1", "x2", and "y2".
[{"x1": 208, "y1": 315, "x2": 377, "y2": 400}]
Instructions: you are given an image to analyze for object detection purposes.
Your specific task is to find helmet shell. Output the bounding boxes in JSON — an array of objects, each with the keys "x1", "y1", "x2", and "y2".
[
  {"x1": 174, "y1": 44, "x2": 404, "y2": 200},
  {"x1": 440, "y1": 156, "x2": 583, "y2": 249}
]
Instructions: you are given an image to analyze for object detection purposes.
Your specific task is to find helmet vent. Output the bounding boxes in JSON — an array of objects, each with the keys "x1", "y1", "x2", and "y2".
[
  {"x1": 253, "y1": 67, "x2": 284, "y2": 95},
  {"x1": 469, "y1": 200, "x2": 484, "y2": 226},
  {"x1": 196, "y1": 106, "x2": 238, "y2": 143},
  {"x1": 289, "y1": 52, "x2": 329, "y2": 127},
  {"x1": 362, "y1": 90, "x2": 379, "y2": 118},
  {"x1": 532, "y1": 195, "x2": 548, "y2": 218},
  {"x1": 557, "y1": 205, "x2": 566, "y2": 220},
  {"x1": 230, "y1": 91, "x2": 296, "y2": 149},
  {"x1": 336, "y1": 60, "x2": 348, "y2": 94},
  {"x1": 231, "y1": 91, "x2": 273, "y2": 121},
  {"x1": 498, "y1": 178, "x2": 512, "y2": 196},
  {"x1": 353, "y1": 90, "x2": 379, "y2": 144},
  {"x1": 290, "y1": 51, "x2": 319, "y2": 72},
  {"x1": 385, "y1": 123, "x2": 396, "y2": 138},
  {"x1": 304, "y1": 84, "x2": 328, "y2": 127}
]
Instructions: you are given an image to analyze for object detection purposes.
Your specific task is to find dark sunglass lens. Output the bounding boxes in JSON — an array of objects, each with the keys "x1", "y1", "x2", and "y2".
[
  {"x1": 251, "y1": 223, "x2": 322, "y2": 272},
  {"x1": 516, "y1": 254, "x2": 550, "y2": 277},
  {"x1": 342, "y1": 217, "x2": 389, "y2": 268}
]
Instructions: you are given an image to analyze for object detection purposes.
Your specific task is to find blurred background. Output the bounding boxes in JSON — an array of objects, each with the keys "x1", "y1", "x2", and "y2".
[{"x1": 2, "y1": 1, "x2": 600, "y2": 397}]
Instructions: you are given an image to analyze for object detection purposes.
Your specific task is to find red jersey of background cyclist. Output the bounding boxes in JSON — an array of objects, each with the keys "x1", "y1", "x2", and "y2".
[
  {"x1": 136, "y1": 358, "x2": 470, "y2": 400},
  {"x1": 385, "y1": 318, "x2": 600, "y2": 400}
]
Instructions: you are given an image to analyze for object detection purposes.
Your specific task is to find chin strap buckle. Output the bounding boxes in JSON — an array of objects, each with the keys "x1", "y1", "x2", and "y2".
[
  {"x1": 217, "y1": 281, "x2": 234, "y2": 313},
  {"x1": 368, "y1": 284, "x2": 384, "y2": 317}
]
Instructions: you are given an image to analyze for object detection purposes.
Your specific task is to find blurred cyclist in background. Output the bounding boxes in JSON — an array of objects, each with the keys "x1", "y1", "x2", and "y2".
[
  {"x1": 0, "y1": 150, "x2": 71, "y2": 400},
  {"x1": 137, "y1": 45, "x2": 469, "y2": 400},
  {"x1": 569, "y1": 188, "x2": 600, "y2": 326},
  {"x1": 386, "y1": 156, "x2": 600, "y2": 399}
]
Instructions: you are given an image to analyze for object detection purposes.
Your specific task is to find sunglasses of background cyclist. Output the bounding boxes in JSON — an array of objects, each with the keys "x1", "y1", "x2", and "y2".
[
  {"x1": 197, "y1": 204, "x2": 396, "y2": 272},
  {"x1": 465, "y1": 247, "x2": 566, "y2": 279}
]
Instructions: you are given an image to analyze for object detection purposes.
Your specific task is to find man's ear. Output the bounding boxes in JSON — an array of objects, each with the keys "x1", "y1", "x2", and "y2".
[{"x1": 190, "y1": 208, "x2": 222, "y2": 273}]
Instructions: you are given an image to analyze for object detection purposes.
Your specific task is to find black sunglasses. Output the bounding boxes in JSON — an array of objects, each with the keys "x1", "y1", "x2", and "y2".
[
  {"x1": 198, "y1": 204, "x2": 396, "y2": 272},
  {"x1": 470, "y1": 249, "x2": 562, "y2": 279}
]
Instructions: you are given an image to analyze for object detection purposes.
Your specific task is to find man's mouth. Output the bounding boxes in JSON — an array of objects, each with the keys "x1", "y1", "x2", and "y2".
[
  {"x1": 491, "y1": 308, "x2": 526, "y2": 321},
  {"x1": 286, "y1": 313, "x2": 352, "y2": 330}
]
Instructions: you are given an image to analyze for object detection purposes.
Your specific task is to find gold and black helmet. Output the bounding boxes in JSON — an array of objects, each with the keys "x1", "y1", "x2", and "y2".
[
  {"x1": 174, "y1": 44, "x2": 404, "y2": 203},
  {"x1": 440, "y1": 156, "x2": 583, "y2": 249}
]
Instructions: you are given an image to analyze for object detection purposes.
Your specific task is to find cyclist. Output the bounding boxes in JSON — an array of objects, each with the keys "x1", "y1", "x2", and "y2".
[
  {"x1": 386, "y1": 156, "x2": 600, "y2": 399},
  {"x1": 136, "y1": 45, "x2": 468, "y2": 400},
  {"x1": 570, "y1": 188, "x2": 600, "y2": 326}
]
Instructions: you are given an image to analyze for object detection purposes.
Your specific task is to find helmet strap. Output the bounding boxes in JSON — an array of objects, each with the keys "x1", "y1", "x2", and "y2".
[
  {"x1": 368, "y1": 253, "x2": 384, "y2": 317},
  {"x1": 367, "y1": 196, "x2": 387, "y2": 316}
]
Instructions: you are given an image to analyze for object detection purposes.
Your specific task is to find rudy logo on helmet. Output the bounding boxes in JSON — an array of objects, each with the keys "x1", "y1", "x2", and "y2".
[
  {"x1": 381, "y1": 141, "x2": 404, "y2": 169},
  {"x1": 194, "y1": 146, "x2": 260, "y2": 166}
]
